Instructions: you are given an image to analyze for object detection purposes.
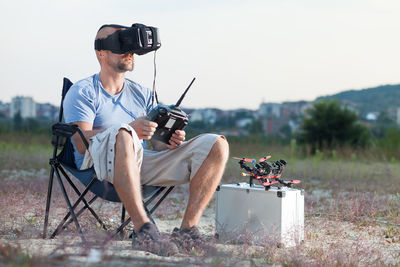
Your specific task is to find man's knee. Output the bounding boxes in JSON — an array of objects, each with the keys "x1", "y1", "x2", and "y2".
[
  {"x1": 115, "y1": 128, "x2": 135, "y2": 153},
  {"x1": 211, "y1": 136, "x2": 229, "y2": 162}
]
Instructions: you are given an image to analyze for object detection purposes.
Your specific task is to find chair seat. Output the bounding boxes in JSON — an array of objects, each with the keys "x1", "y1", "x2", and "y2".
[{"x1": 61, "y1": 163, "x2": 163, "y2": 203}]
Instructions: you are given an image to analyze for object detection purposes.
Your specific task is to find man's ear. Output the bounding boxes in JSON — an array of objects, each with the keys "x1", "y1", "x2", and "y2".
[
  {"x1": 95, "y1": 50, "x2": 103, "y2": 57},
  {"x1": 95, "y1": 50, "x2": 105, "y2": 65}
]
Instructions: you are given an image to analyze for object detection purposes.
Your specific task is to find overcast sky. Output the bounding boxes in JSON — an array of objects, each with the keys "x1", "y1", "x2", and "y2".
[{"x1": 0, "y1": 0, "x2": 399, "y2": 110}]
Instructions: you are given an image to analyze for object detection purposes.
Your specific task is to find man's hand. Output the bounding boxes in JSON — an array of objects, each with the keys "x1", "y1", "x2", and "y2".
[
  {"x1": 167, "y1": 130, "x2": 186, "y2": 149},
  {"x1": 129, "y1": 117, "x2": 158, "y2": 140}
]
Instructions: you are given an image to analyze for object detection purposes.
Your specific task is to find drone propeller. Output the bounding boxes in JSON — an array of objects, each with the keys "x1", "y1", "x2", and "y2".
[
  {"x1": 232, "y1": 157, "x2": 254, "y2": 163},
  {"x1": 260, "y1": 175, "x2": 281, "y2": 179},
  {"x1": 283, "y1": 179, "x2": 301, "y2": 184},
  {"x1": 262, "y1": 180, "x2": 279, "y2": 186},
  {"x1": 252, "y1": 173, "x2": 281, "y2": 179},
  {"x1": 258, "y1": 156, "x2": 271, "y2": 162}
]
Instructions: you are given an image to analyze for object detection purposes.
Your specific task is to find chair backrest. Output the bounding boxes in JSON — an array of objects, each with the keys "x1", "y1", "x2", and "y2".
[
  {"x1": 58, "y1": 77, "x2": 74, "y2": 123},
  {"x1": 56, "y1": 78, "x2": 76, "y2": 168}
]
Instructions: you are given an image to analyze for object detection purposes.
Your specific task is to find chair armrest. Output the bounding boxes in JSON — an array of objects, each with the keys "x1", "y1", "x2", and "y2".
[
  {"x1": 52, "y1": 123, "x2": 89, "y2": 150},
  {"x1": 52, "y1": 122, "x2": 78, "y2": 137}
]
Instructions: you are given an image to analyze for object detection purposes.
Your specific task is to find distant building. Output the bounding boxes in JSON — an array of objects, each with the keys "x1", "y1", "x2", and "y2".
[
  {"x1": 258, "y1": 103, "x2": 281, "y2": 118},
  {"x1": 261, "y1": 117, "x2": 290, "y2": 135},
  {"x1": 387, "y1": 107, "x2": 398, "y2": 122},
  {"x1": 365, "y1": 112, "x2": 378, "y2": 121},
  {"x1": 10, "y1": 96, "x2": 36, "y2": 119},
  {"x1": 288, "y1": 119, "x2": 300, "y2": 133},
  {"x1": 232, "y1": 108, "x2": 256, "y2": 118},
  {"x1": 236, "y1": 118, "x2": 253, "y2": 128},
  {"x1": 0, "y1": 101, "x2": 10, "y2": 118},
  {"x1": 218, "y1": 129, "x2": 249, "y2": 136},
  {"x1": 36, "y1": 103, "x2": 59, "y2": 121},
  {"x1": 281, "y1": 101, "x2": 311, "y2": 118},
  {"x1": 190, "y1": 108, "x2": 218, "y2": 124},
  {"x1": 257, "y1": 101, "x2": 311, "y2": 135},
  {"x1": 190, "y1": 110, "x2": 203, "y2": 122},
  {"x1": 397, "y1": 108, "x2": 400, "y2": 126}
]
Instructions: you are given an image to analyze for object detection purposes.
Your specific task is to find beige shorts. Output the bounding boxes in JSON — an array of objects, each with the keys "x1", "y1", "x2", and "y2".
[
  {"x1": 141, "y1": 133, "x2": 221, "y2": 186},
  {"x1": 81, "y1": 124, "x2": 221, "y2": 186}
]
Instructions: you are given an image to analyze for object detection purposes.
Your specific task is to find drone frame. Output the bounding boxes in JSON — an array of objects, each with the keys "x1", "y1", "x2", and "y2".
[{"x1": 234, "y1": 156, "x2": 301, "y2": 189}]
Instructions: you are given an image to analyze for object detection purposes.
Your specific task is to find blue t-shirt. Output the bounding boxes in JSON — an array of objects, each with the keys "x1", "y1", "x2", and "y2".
[{"x1": 63, "y1": 73, "x2": 154, "y2": 168}]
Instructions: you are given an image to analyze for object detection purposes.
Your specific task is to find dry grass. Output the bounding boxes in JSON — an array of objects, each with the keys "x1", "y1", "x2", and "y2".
[{"x1": 0, "y1": 137, "x2": 400, "y2": 266}]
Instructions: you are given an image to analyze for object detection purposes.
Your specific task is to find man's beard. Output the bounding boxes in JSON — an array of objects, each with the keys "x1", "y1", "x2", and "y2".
[{"x1": 116, "y1": 61, "x2": 134, "y2": 72}]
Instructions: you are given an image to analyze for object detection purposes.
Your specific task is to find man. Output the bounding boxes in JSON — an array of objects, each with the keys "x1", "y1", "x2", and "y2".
[{"x1": 63, "y1": 24, "x2": 229, "y2": 256}]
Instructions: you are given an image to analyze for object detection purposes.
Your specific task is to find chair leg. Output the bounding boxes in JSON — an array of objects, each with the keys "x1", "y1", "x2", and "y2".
[
  {"x1": 144, "y1": 205, "x2": 156, "y2": 224},
  {"x1": 107, "y1": 193, "x2": 164, "y2": 241},
  {"x1": 112, "y1": 203, "x2": 152, "y2": 241},
  {"x1": 116, "y1": 187, "x2": 175, "y2": 240},
  {"x1": 120, "y1": 205, "x2": 126, "y2": 238},
  {"x1": 51, "y1": 176, "x2": 99, "y2": 239},
  {"x1": 121, "y1": 205, "x2": 126, "y2": 223},
  {"x1": 143, "y1": 187, "x2": 166, "y2": 206},
  {"x1": 126, "y1": 202, "x2": 155, "y2": 240},
  {"x1": 53, "y1": 167, "x2": 85, "y2": 242},
  {"x1": 58, "y1": 167, "x2": 107, "y2": 230},
  {"x1": 149, "y1": 186, "x2": 174, "y2": 214},
  {"x1": 43, "y1": 166, "x2": 55, "y2": 239},
  {"x1": 104, "y1": 217, "x2": 132, "y2": 244},
  {"x1": 110, "y1": 187, "x2": 170, "y2": 240},
  {"x1": 55, "y1": 195, "x2": 99, "y2": 237},
  {"x1": 53, "y1": 167, "x2": 97, "y2": 242}
]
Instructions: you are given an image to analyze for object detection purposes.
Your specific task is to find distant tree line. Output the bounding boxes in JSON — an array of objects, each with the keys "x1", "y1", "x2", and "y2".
[
  {"x1": 2, "y1": 102, "x2": 400, "y2": 159},
  {"x1": 0, "y1": 112, "x2": 53, "y2": 135},
  {"x1": 319, "y1": 84, "x2": 400, "y2": 117}
]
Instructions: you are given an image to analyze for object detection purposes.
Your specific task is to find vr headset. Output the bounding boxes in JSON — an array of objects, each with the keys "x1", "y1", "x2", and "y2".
[{"x1": 94, "y1": 23, "x2": 161, "y2": 55}]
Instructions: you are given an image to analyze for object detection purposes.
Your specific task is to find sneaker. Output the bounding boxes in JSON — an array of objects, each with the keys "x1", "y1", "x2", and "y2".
[
  {"x1": 132, "y1": 222, "x2": 178, "y2": 256},
  {"x1": 170, "y1": 226, "x2": 215, "y2": 254}
]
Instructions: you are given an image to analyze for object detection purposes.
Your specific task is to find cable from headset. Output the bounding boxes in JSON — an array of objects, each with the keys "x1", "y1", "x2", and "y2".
[{"x1": 151, "y1": 51, "x2": 159, "y2": 108}]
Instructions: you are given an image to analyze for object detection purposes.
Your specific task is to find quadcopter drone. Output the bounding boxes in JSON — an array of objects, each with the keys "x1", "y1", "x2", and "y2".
[{"x1": 233, "y1": 155, "x2": 301, "y2": 188}]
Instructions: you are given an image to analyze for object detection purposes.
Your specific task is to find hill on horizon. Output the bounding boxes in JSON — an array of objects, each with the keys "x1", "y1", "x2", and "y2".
[{"x1": 317, "y1": 84, "x2": 400, "y2": 116}]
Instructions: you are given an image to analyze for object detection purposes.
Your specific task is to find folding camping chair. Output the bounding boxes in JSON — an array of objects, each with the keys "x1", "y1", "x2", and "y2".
[{"x1": 43, "y1": 77, "x2": 174, "y2": 243}]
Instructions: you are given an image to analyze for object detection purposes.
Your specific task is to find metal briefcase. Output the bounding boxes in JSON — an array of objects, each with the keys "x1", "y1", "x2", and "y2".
[{"x1": 215, "y1": 183, "x2": 304, "y2": 247}]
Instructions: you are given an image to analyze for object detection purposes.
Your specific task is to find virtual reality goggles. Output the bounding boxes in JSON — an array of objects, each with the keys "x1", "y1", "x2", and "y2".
[{"x1": 94, "y1": 23, "x2": 161, "y2": 55}]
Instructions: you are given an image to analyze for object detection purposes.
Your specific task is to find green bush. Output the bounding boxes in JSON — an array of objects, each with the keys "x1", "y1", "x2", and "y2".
[
  {"x1": 297, "y1": 100, "x2": 371, "y2": 153},
  {"x1": 375, "y1": 127, "x2": 400, "y2": 159}
]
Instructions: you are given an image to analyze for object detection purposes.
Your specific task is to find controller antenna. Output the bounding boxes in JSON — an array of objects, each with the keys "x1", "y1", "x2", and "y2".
[{"x1": 175, "y1": 77, "x2": 196, "y2": 107}]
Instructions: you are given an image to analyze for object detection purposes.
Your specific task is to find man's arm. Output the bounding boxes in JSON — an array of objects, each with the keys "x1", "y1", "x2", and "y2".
[
  {"x1": 72, "y1": 117, "x2": 160, "y2": 154},
  {"x1": 71, "y1": 121, "x2": 103, "y2": 154},
  {"x1": 72, "y1": 118, "x2": 183, "y2": 154}
]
